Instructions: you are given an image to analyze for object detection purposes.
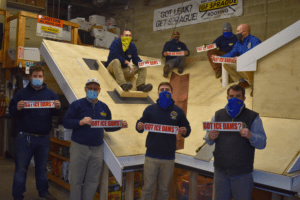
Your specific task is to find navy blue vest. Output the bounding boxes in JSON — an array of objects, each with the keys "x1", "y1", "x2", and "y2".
[{"x1": 213, "y1": 107, "x2": 258, "y2": 176}]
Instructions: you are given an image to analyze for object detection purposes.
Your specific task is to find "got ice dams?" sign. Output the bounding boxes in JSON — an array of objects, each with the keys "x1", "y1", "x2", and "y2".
[
  {"x1": 203, "y1": 122, "x2": 243, "y2": 131},
  {"x1": 144, "y1": 123, "x2": 179, "y2": 134},
  {"x1": 24, "y1": 100, "x2": 55, "y2": 108},
  {"x1": 91, "y1": 120, "x2": 122, "y2": 128}
]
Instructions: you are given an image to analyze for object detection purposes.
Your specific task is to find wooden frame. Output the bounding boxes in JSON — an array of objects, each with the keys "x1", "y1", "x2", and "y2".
[{"x1": 6, "y1": 11, "x2": 79, "y2": 68}]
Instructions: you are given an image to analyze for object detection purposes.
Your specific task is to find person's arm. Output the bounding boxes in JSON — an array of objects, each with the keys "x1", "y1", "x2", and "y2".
[
  {"x1": 251, "y1": 37, "x2": 261, "y2": 49},
  {"x1": 221, "y1": 42, "x2": 239, "y2": 58},
  {"x1": 104, "y1": 105, "x2": 121, "y2": 132},
  {"x1": 212, "y1": 36, "x2": 221, "y2": 48},
  {"x1": 110, "y1": 40, "x2": 127, "y2": 64},
  {"x1": 131, "y1": 44, "x2": 142, "y2": 66},
  {"x1": 178, "y1": 110, "x2": 191, "y2": 138},
  {"x1": 249, "y1": 116, "x2": 267, "y2": 149},
  {"x1": 162, "y1": 42, "x2": 169, "y2": 58},
  {"x1": 51, "y1": 92, "x2": 61, "y2": 116},
  {"x1": 62, "y1": 102, "x2": 81, "y2": 130},
  {"x1": 182, "y1": 43, "x2": 190, "y2": 57},
  {"x1": 204, "y1": 116, "x2": 216, "y2": 145},
  {"x1": 136, "y1": 108, "x2": 149, "y2": 133}
]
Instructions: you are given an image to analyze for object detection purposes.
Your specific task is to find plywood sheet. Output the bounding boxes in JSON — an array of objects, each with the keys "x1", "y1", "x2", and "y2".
[
  {"x1": 254, "y1": 36, "x2": 300, "y2": 120},
  {"x1": 43, "y1": 40, "x2": 300, "y2": 175}
]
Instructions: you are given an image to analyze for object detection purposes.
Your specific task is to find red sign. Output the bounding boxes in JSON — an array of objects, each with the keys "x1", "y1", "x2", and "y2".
[
  {"x1": 197, "y1": 43, "x2": 217, "y2": 52},
  {"x1": 212, "y1": 55, "x2": 236, "y2": 64},
  {"x1": 203, "y1": 122, "x2": 243, "y2": 131},
  {"x1": 38, "y1": 15, "x2": 63, "y2": 28},
  {"x1": 167, "y1": 51, "x2": 185, "y2": 56},
  {"x1": 144, "y1": 123, "x2": 179, "y2": 134},
  {"x1": 91, "y1": 120, "x2": 122, "y2": 128},
  {"x1": 138, "y1": 60, "x2": 161, "y2": 68},
  {"x1": 24, "y1": 101, "x2": 55, "y2": 108}
]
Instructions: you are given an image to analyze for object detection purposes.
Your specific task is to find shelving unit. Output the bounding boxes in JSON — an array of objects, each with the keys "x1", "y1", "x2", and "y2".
[
  {"x1": 48, "y1": 137, "x2": 71, "y2": 190},
  {"x1": 6, "y1": 0, "x2": 45, "y2": 13}
]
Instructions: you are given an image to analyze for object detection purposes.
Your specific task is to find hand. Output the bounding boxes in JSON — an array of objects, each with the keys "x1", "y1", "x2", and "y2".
[
  {"x1": 121, "y1": 120, "x2": 128, "y2": 128},
  {"x1": 179, "y1": 127, "x2": 187, "y2": 136},
  {"x1": 211, "y1": 54, "x2": 217, "y2": 59},
  {"x1": 128, "y1": 63, "x2": 134, "y2": 74},
  {"x1": 54, "y1": 100, "x2": 61, "y2": 109},
  {"x1": 124, "y1": 60, "x2": 130, "y2": 65},
  {"x1": 17, "y1": 100, "x2": 25, "y2": 111},
  {"x1": 80, "y1": 117, "x2": 93, "y2": 126},
  {"x1": 208, "y1": 130, "x2": 219, "y2": 140},
  {"x1": 233, "y1": 56, "x2": 238, "y2": 62},
  {"x1": 164, "y1": 52, "x2": 168, "y2": 57},
  {"x1": 137, "y1": 122, "x2": 144, "y2": 131},
  {"x1": 240, "y1": 128, "x2": 252, "y2": 139},
  {"x1": 184, "y1": 51, "x2": 188, "y2": 56}
]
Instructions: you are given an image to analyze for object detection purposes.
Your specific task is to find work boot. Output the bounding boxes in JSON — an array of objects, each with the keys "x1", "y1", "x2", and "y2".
[
  {"x1": 238, "y1": 81, "x2": 250, "y2": 89},
  {"x1": 178, "y1": 67, "x2": 184, "y2": 74},
  {"x1": 215, "y1": 70, "x2": 222, "y2": 78},
  {"x1": 220, "y1": 76, "x2": 234, "y2": 83},
  {"x1": 121, "y1": 82, "x2": 133, "y2": 91},
  {"x1": 163, "y1": 64, "x2": 170, "y2": 78},
  {"x1": 40, "y1": 193, "x2": 57, "y2": 200},
  {"x1": 137, "y1": 84, "x2": 153, "y2": 92}
]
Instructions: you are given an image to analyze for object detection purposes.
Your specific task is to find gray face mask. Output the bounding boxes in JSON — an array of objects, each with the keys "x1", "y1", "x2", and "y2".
[{"x1": 236, "y1": 33, "x2": 243, "y2": 41}]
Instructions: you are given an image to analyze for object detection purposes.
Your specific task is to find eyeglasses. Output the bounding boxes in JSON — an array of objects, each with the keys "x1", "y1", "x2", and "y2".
[{"x1": 86, "y1": 87, "x2": 100, "y2": 91}]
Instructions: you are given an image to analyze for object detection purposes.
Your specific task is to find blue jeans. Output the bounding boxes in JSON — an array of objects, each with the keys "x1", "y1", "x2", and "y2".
[
  {"x1": 12, "y1": 132, "x2": 50, "y2": 199},
  {"x1": 213, "y1": 168, "x2": 253, "y2": 200},
  {"x1": 165, "y1": 56, "x2": 186, "y2": 69}
]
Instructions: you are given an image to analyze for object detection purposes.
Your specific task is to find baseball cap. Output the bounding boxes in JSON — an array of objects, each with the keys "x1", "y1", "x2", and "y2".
[
  {"x1": 172, "y1": 31, "x2": 180, "y2": 37},
  {"x1": 222, "y1": 22, "x2": 232, "y2": 31},
  {"x1": 86, "y1": 78, "x2": 100, "y2": 86}
]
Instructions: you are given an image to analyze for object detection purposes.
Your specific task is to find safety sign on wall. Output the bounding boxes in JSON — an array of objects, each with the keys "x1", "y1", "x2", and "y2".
[{"x1": 36, "y1": 15, "x2": 63, "y2": 40}]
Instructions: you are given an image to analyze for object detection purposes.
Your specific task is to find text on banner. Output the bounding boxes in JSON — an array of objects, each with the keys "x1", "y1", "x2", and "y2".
[
  {"x1": 144, "y1": 123, "x2": 179, "y2": 134},
  {"x1": 197, "y1": 43, "x2": 217, "y2": 52},
  {"x1": 203, "y1": 122, "x2": 243, "y2": 131},
  {"x1": 91, "y1": 120, "x2": 122, "y2": 128},
  {"x1": 24, "y1": 101, "x2": 55, "y2": 108}
]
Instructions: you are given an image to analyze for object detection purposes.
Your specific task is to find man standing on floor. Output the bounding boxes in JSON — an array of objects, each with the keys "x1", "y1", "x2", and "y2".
[
  {"x1": 9, "y1": 64, "x2": 61, "y2": 200},
  {"x1": 162, "y1": 32, "x2": 190, "y2": 78},
  {"x1": 136, "y1": 82, "x2": 191, "y2": 200},
  {"x1": 63, "y1": 78, "x2": 128, "y2": 200},
  {"x1": 207, "y1": 22, "x2": 238, "y2": 79},
  {"x1": 105, "y1": 29, "x2": 153, "y2": 92},
  {"x1": 213, "y1": 23, "x2": 261, "y2": 96},
  {"x1": 204, "y1": 84, "x2": 267, "y2": 200}
]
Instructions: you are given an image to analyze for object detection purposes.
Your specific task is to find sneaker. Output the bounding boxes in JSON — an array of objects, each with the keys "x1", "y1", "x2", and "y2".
[
  {"x1": 137, "y1": 84, "x2": 153, "y2": 92},
  {"x1": 220, "y1": 76, "x2": 234, "y2": 83},
  {"x1": 178, "y1": 67, "x2": 184, "y2": 74},
  {"x1": 163, "y1": 65, "x2": 170, "y2": 78},
  {"x1": 121, "y1": 82, "x2": 133, "y2": 91},
  {"x1": 238, "y1": 81, "x2": 250, "y2": 89},
  {"x1": 40, "y1": 193, "x2": 57, "y2": 200},
  {"x1": 215, "y1": 70, "x2": 222, "y2": 79}
]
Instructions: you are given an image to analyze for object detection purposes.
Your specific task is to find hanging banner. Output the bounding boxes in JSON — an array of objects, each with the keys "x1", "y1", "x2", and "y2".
[
  {"x1": 153, "y1": 0, "x2": 243, "y2": 31},
  {"x1": 36, "y1": 15, "x2": 63, "y2": 40},
  {"x1": 203, "y1": 121, "x2": 243, "y2": 131}
]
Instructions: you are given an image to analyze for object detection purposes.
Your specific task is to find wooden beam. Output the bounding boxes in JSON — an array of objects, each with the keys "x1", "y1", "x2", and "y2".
[
  {"x1": 63, "y1": 21, "x2": 79, "y2": 28},
  {"x1": 20, "y1": 11, "x2": 38, "y2": 19},
  {"x1": 0, "y1": 11, "x2": 5, "y2": 16},
  {"x1": 3, "y1": 11, "x2": 10, "y2": 69},
  {"x1": 71, "y1": 27, "x2": 78, "y2": 45},
  {"x1": 6, "y1": 14, "x2": 18, "y2": 22},
  {"x1": 15, "y1": 13, "x2": 26, "y2": 66},
  {"x1": 189, "y1": 171, "x2": 198, "y2": 200}
]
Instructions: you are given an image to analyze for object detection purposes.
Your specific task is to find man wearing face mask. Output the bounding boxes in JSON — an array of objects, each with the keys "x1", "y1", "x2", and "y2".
[
  {"x1": 136, "y1": 82, "x2": 191, "y2": 200},
  {"x1": 105, "y1": 29, "x2": 152, "y2": 92},
  {"x1": 204, "y1": 84, "x2": 266, "y2": 200},
  {"x1": 207, "y1": 22, "x2": 238, "y2": 79},
  {"x1": 162, "y1": 32, "x2": 190, "y2": 78},
  {"x1": 63, "y1": 78, "x2": 128, "y2": 200},
  {"x1": 9, "y1": 63, "x2": 61, "y2": 200},
  {"x1": 218, "y1": 24, "x2": 261, "y2": 96}
]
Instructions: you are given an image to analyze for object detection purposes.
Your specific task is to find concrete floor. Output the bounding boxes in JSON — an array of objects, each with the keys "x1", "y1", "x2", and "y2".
[{"x1": 0, "y1": 158, "x2": 70, "y2": 200}]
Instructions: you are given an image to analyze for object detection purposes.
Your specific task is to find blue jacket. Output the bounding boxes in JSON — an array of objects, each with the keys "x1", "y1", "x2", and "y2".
[
  {"x1": 222, "y1": 34, "x2": 261, "y2": 57},
  {"x1": 62, "y1": 98, "x2": 121, "y2": 146},
  {"x1": 213, "y1": 34, "x2": 238, "y2": 53},
  {"x1": 9, "y1": 83, "x2": 60, "y2": 135},
  {"x1": 162, "y1": 40, "x2": 190, "y2": 62},
  {"x1": 105, "y1": 38, "x2": 142, "y2": 69},
  {"x1": 136, "y1": 99, "x2": 191, "y2": 160}
]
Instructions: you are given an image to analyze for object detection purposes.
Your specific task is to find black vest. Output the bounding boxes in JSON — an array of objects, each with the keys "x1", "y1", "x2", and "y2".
[{"x1": 213, "y1": 106, "x2": 258, "y2": 176}]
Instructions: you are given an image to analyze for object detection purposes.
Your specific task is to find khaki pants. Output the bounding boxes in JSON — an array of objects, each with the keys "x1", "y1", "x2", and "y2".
[
  {"x1": 107, "y1": 59, "x2": 147, "y2": 87},
  {"x1": 141, "y1": 156, "x2": 175, "y2": 200},
  {"x1": 207, "y1": 49, "x2": 227, "y2": 74},
  {"x1": 70, "y1": 141, "x2": 103, "y2": 200},
  {"x1": 223, "y1": 63, "x2": 254, "y2": 88}
]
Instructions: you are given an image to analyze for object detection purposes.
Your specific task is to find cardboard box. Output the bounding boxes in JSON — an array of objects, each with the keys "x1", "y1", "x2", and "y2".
[
  {"x1": 134, "y1": 187, "x2": 141, "y2": 199},
  {"x1": 108, "y1": 27, "x2": 120, "y2": 36},
  {"x1": 134, "y1": 171, "x2": 143, "y2": 181},
  {"x1": 18, "y1": 0, "x2": 27, "y2": 4},
  {"x1": 91, "y1": 25, "x2": 107, "y2": 31},
  {"x1": 108, "y1": 191, "x2": 121, "y2": 200},
  {"x1": 89, "y1": 15, "x2": 105, "y2": 26},
  {"x1": 36, "y1": 0, "x2": 45, "y2": 8},
  {"x1": 109, "y1": 176, "x2": 117, "y2": 185},
  {"x1": 27, "y1": 0, "x2": 36, "y2": 6}
]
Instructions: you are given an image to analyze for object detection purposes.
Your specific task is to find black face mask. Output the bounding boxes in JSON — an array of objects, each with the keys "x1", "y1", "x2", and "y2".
[{"x1": 236, "y1": 33, "x2": 243, "y2": 41}]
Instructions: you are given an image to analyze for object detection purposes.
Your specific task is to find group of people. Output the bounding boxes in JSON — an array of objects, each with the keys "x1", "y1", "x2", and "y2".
[{"x1": 9, "y1": 24, "x2": 266, "y2": 200}]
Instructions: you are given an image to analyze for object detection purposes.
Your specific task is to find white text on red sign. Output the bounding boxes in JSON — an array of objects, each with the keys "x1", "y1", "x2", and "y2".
[
  {"x1": 203, "y1": 122, "x2": 243, "y2": 131},
  {"x1": 144, "y1": 123, "x2": 179, "y2": 134},
  {"x1": 138, "y1": 60, "x2": 161, "y2": 68},
  {"x1": 212, "y1": 56, "x2": 236, "y2": 64},
  {"x1": 197, "y1": 43, "x2": 217, "y2": 52},
  {"x1": 167, "y1": 51, "x2": 185, "y2": 56},
  {"x1": 91, "y1": 120, "x2": 122, "y2": 128},
  {"x1": 24, "y1": 101, "x2": 55, "y2": 108}
]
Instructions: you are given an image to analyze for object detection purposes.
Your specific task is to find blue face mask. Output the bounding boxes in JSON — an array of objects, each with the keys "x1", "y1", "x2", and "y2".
[
  {"x1": 158, "y1": 91, "x2": 172, "y2": 109},
  {"x1": 87, "y1": 90, "x2": 98, "y2": 101},
  {"x1": 32, "y1": 78, "x2": 43, "y2": 88},
  {"x1": 227, "y1": 97, "x2": 244, "y2": 119},
  {"x1": 223, "y1": 31, "x2": 233, "y2": 38},
  {"x1": 171, "y1": 38, "x2": 178, "y2": 43}
]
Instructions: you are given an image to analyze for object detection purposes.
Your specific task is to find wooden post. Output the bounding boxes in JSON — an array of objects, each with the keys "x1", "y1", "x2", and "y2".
[
  {"x1": 2, "y1": 11, "x2": 10, "y2": 69},
  {"x1": 100, "y1": 162, "x2": 109, "y2": 200},
  {"x1": 125, "y1": 171, "x2": 134, "y2": 200},
  {"x1": 15, "y1": 13, "x2": 26, "y2": 67},
  {"x1": 189, "y1": 171, "x2": 198, "y2": 200},
  {"x1": 71, "y1": 27, "x2": 78, "y2": 45}
]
